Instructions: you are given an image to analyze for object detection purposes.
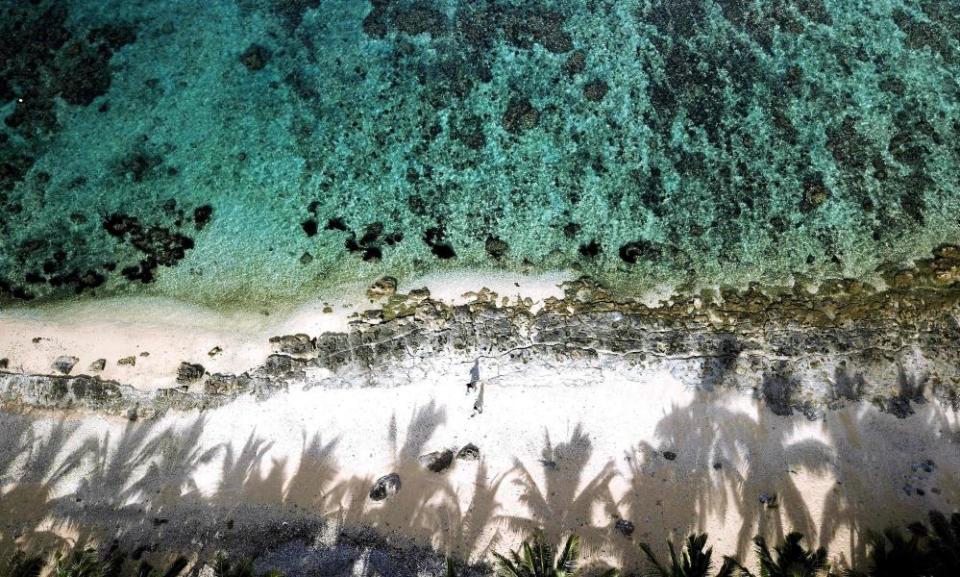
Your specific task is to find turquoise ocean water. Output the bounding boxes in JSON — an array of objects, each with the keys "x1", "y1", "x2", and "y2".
[{"x1": 1, "y1": 0, "x2": 958, "y2": 307}]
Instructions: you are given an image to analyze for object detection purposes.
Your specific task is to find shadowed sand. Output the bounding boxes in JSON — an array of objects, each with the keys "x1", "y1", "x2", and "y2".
[{"x1": 1, "y1": 362, "x2": 957, "y2": 574}]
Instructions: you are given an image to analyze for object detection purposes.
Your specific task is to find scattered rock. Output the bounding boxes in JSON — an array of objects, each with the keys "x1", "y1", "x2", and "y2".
[
  {"x1": 418, "y1": 449, "x2": 455, "y2": 473},
  {"x1": 369, "y1": 473, "x2": 402, "y2": 501},
  {"x1": 456, "y1": 443, "x2": 480, "y2": 461},
  {"x1": 52, "y1": 355, "x2": 79, "y2": 374},
  {"x1": 614, "y1": 518, "x2": 635, "y2": 537},
  {"x1": 118, "y1": 356, "x2": 136, "y2": 366},
  {"x1": 367, "y1": 276, "x2": 398, "y2": 299},
  {"x1": 139, "y1": 351, "x2": 150, "y2": 357},
  {"x1": 240, "y1": 43, "x2": 271, "y2": 71},
  {"x1": 662, "y1": 450, "x2": 678, "y2": 461},
  {"x1": 126, "y1": 407, "x2": 138, "y2": 421},
  {"x1": 89, "y1": 358, "x2": 106, "y2": 372},
  {"x1": 583, "y1": 79, "x2": 609, "y2": 102},
  {"x1": 0, "y1": 358, "x2": 8, "y2": 369},
  {"x1": 502, "y1": 97, "x2": 540, "y2": 134},
  {"x1": 408, "y1": 287, "x2": 431, "y2": 300},
  {"x1": 759, "y1": 492, "x2": 778, "y2": 508},
  {"x1": 269, "y1": 334, "x2": 315, "y2": 355},
  {"x1": 208, "y1": 346, "x2": 223, "y2": 357},
  {"x1": 177, "y1": 362, "x2": 206, "y2": 384}
]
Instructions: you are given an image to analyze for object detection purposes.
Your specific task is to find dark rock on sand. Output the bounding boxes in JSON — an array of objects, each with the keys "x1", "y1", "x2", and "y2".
[
  {"x1": 118, "y1": 356, "x2": 136, "y2": 366},
  {"x1": 614, "y1": 518, "x2": 635, "y2": 537},
  {"x1": 369, "y1": 473, "x2": 401, "y2": 501},
  {"x1": 456, "y1": 443, "x2": 480, "y2": 461},
  {"x1": 176, "y1": 362, "x2": 206, "y2": 384},
  {"x1": 0, "y1": 358, "x2": 8, "y2": 370},
  {"x1": 89, "y1": 358, "x2": 106, "y2": 372},
  {"x1": 52, "y1": 355, "x2": 78, "y2": 374},
  {"x1": 418, "y1": 449, "x2": 455, "y2": 473}
]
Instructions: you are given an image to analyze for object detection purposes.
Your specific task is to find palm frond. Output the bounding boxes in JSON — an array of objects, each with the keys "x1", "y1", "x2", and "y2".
[
  {"x1": 556, "y1": 535, "x2": 581, "y2": 574},
  {"x1": 5, "y1": 551, "x2": 45, "y2": 577}
]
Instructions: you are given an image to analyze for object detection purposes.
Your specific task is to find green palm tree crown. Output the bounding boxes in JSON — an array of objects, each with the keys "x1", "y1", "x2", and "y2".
[{"x1": 640, "y1": 533, "x2": 736, "y2": 577}]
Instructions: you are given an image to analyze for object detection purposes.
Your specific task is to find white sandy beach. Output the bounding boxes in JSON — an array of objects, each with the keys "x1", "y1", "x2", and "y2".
[
  {"x1": 0, "y1": 271, "x2": 573, "y2": 390},
  {"x1": 2, "y1": 361, "x2": 957, "y2": 572},
  {"x1": 1, "y1": 270, "x2": 958, "y2": 573}
]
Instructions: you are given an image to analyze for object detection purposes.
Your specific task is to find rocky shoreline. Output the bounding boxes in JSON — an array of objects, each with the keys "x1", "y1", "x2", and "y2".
[{"x1": 3, "y1": 246, "x2": 959, "y2": 420}]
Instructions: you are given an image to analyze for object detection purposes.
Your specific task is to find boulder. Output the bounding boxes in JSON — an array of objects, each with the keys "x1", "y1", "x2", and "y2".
[
  {"x1": 367, "y1": 276, "x2": 398, "y2": 298},
  {"x1": 418, "y1": 449, "x2": 455, "y2": 473},
  {"x1": 269, "y1": 334, "x2": 315, "y2": 355},
  {"x1": 177, "y1": 362, "x2": 205, "y2": 384},
  {"x1": 89, "y1": 358, "x2": 106, "y2": 372},
  {"x1": 456, "y1": 443, "x2": 480, "y2": 461},
  {"x1": 0, "y1": 358, "x2": 8, "y2": 370},
  {"x1": 117, "y1": 356, "x2": 136, "y2": 366},
  {"x1": 369, "y1": 473, "x2": 401, "y2": 501},
  {"x1": 52, "y1": 355, "x2": 78, "y2": 374}
]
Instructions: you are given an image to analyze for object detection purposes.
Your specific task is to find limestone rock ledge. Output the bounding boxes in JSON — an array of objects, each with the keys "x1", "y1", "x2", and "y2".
[{"x1": 3, "y1": 248, "x2": 960, "y2": 419}]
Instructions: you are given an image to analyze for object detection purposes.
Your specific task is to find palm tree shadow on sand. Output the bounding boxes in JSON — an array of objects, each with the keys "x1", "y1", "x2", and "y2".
[
  {"x1": 499, "y1": 424, "x2": 617, "y2": 555},
  {"x1": 1, "y1": 360, "x2": 959, "y2": 576}
]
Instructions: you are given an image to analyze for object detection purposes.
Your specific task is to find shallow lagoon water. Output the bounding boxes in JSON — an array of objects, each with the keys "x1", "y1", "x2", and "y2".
[{"x1": 1, "y1": 0, "x2": 959, "y2": 306}]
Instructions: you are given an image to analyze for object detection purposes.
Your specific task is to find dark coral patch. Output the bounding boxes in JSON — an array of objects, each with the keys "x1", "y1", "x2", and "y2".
[
  {"x1": 193, "y1": 205, "x2": 214, "y2": 230},
  {"x1": 579, "y1": 239, "x2": 602, "y2": 258},
  {"x1": 619, "y1": 240, "x2": 661, "y2": 264},
  {"x1": 583, "y1": 79, "x2": 609, "y2": 102},
  {"x1": 424, "y1": 226, "x2": 456, "y2": 259},
  {"x1": 301, "y1": 219, "x2": 319, "y2": 237},
  {"x1": 240, "y1": 43, "x2": 271, "y2": 71},
  {"x1": 502, "y1": 97, "x2": 540, "y2": 134},
  {"x1": 485, "y1": 236, "x2": 508, "y2": 260}
]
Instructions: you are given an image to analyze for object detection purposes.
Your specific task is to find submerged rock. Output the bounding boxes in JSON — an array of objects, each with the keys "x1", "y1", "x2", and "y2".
[
  {"x1": 239, "y1": 43, "x2": 271, "y2": 71},
  {"x1": 418, "y1": 449, "x2": 455, "y2": 473},
  {"x1": 176, "y1": 362, "x2": 205, "y2": 384},
  {"x1": 369, "y1": 473, "x2": 401, "y2": 501},
  {"x1": 502, "y1": 97, "x2": 540, "y2": 134},
  {"x1": 52, "y1": 356, "x2": 78, "y2": 374}
]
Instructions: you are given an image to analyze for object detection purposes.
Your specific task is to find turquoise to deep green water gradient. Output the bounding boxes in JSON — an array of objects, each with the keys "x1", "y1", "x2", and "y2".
[{"x1": 1, "y1": 0, "x2": 958, "y2": 307}]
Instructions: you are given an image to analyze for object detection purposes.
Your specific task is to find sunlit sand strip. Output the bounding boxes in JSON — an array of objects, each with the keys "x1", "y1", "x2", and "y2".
[{"x1": 0, "y1": 271, "x2": 573, "y2": 390}]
